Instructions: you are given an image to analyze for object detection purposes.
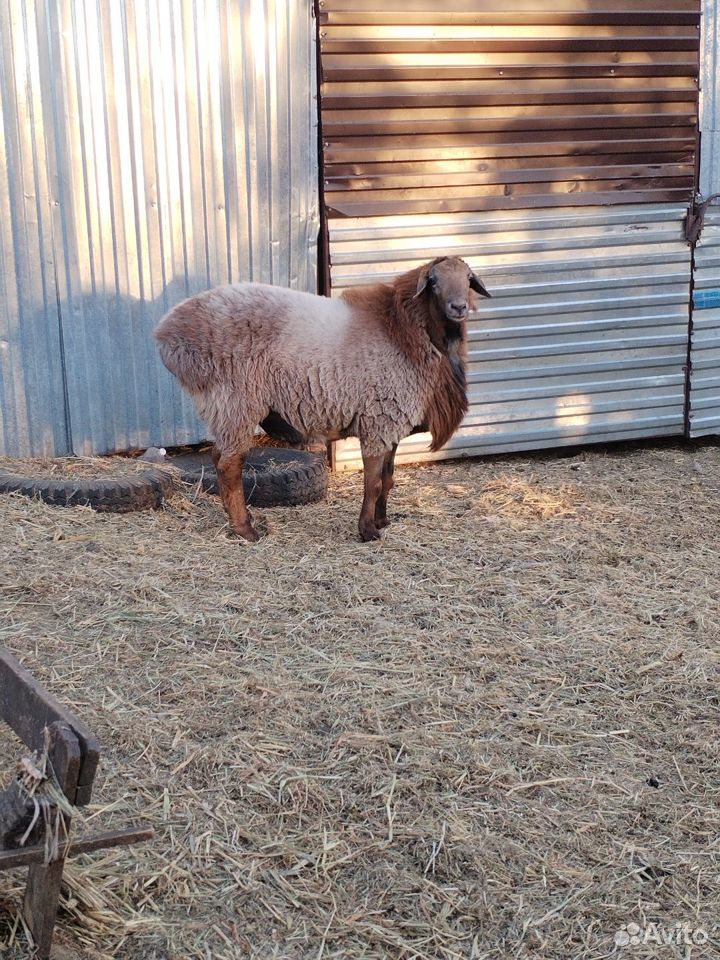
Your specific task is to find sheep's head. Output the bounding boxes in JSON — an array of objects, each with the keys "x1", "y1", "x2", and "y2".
[{"x1": 414, "y1": 256, "x2": 491, "y2": 322}]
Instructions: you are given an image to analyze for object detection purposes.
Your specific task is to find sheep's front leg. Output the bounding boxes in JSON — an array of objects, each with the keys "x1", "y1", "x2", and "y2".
[
  {"x1": 216, "y1": 449, "x2": 259, "y2": 543},
  {"x1": 358, "y1": 450, "x2": 385, "y2": 542},
  {"x1": 374, "y1": 444, "x2": 398, "y2": 529}
]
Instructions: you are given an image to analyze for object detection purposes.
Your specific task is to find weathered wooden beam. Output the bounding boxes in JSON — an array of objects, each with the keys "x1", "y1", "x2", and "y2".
[
  {"x1": 0, "y1": 824, "x2": 155, "y2": 871},
  {"x1": 23, "y1": 721, "x2": 81, "y2": 960},
  {"x1": 0, "y1": 646, "x2": 100, "y2": 805}
]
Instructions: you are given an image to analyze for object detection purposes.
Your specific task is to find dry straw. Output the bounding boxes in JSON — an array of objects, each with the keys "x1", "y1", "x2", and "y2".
[{"x1": 0, "y1": 440, "x2": 718, "y2": 958}]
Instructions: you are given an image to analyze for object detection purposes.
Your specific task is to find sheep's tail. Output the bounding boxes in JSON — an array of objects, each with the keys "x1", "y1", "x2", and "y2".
[{"x1": 154, "y1": 315, "x2": 221, "y2": 395}]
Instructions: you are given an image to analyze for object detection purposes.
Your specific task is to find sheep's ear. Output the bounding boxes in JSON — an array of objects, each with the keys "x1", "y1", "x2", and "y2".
[
  {"x1": 414, "y1": 269, "x2": 431, "y2": 299},
  {"x1": 469, "y1": 272, "x2": 492, "y2": 298}
]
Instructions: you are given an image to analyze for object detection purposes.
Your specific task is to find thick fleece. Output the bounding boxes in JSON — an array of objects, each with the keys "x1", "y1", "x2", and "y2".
[{"x1": 154, "y1": 262, "x2": 471, "y2": 456}]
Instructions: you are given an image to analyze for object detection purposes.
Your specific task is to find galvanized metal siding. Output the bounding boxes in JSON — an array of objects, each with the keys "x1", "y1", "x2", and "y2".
[
  {"x1": 318, "y1": 1, "x2": 700, "y2": 217},
  {"x1": 688, "y1": 210, "x2": 720, "y2": 436},
  {"x1": 0, "y1": 0, "x2": 318, "y2": 457},
  {"x1": 332, "y1": 205, "x2": 691, "y2": 470},
  {"x1": 687, "y1": 1, "x2": 720, "y2": 436},
  {"x1": 699, "y1": 0, "x2": 719, "y2": 198},
  {"x1": 0, "y1": 2, "x2": 69, "y2": 456}
]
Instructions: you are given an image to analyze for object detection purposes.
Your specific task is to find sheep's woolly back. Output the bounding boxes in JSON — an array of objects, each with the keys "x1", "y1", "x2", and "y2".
[
  {"x1": 154, "y1": 297, "x2": 221, "y2": 394},
  {"x1": 155, "y1": 263, "x2": 470, "y2": 455}
]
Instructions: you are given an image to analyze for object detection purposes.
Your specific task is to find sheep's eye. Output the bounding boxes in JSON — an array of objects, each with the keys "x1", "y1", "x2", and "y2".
[{"x1": 428, "y1": 275, "x2": 437, "y2": 287}]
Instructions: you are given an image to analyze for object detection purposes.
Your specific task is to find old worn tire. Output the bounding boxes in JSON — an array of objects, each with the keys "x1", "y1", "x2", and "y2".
[
  {"x1": 182, "y1": 448, "x2": 328, "y2": 507},
  {"x1": 0, "y1": 466, "x2": 175, "y2": 513}
]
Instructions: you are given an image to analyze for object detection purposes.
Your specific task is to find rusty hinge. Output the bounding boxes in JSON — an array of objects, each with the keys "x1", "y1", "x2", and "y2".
[{"x1": 685, "y1": 192, "x2": 720, "y2": 244}]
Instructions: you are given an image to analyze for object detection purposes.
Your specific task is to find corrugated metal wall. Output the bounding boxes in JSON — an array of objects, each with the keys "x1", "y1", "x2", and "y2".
[
  {"x1": 687, "y1": 0, "x2": 720, "y2": 437},
  {"x1": 318, "y1": 0, "x2": 700, "y2": 217},
  {"x1": 332, "y1": 204, "x2": 691, "y2": 469},
  {"x1": 0, "y1": 0, "x2": 318, "y2": 457},
  {"x1": 320, "y1": 2, "x2": 699, "y2": 469},
  {"x1": 0, "y1": 3, "x2": 70, "y2": 456},
  {"x1": 698, "y1": 0, "x2": 718, "y2": 198},
  {"x1": 688, "y1": 210, "x2": 720, "y2": 436}
]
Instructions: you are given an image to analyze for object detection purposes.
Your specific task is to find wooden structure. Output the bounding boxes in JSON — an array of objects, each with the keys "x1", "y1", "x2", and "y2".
[
  {"x1": 0, "y1": 646, "x2": 153, "y2": 959},
  {"x1": 317, "y1": 0, "x2": 700, "y2": 218}
]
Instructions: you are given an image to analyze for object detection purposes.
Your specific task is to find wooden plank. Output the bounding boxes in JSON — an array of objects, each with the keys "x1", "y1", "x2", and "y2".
[
  {"x1": 326, "y1": 187, "x2": 693, "y2": 218},
  {"x1": 322, "y1": 64, "x2": 697, "y2": 83},
  {"x1": 325, "y1": 162, "x2": 695, "y2": 191},
  {"x1": 24, "y1": 722, "x2": 80, "y2": 960},
  {"x1": 321, "y1": 75, "x2": 698, "y2": 94},
  {"x1": 25, "y1": 860, "x2": 64, "y2": 959},
  {"x1": 323, "y1": 113, "x2": 697, "y2": 137},
  {"x1": 324, "y1": 151, "x2": 695, "y2": 177},
  {"x1": 322, "y1": 102, "x2": 697, "y2": 136},
  {"x1": 321, "y1": 49, "x2": 698, "y2": 67},
  {"x1": 322, "y1": 23, "x2": 698, "y2": 40},
  {"x1": 323, "y1": 99, "x2": 696, "y2": 119},
  {"x1": 0, "y1": 646, "x2": 101, "y2": 806},
  {"x1": 317, "y1": 0, "x2": 699, "y2": 224},
  {"x1": 0, "y1": 825, "x2": 155, "y2": 871},
  {"x1": 320, "y1": 86, "x2": 698, "y2": 109},
  {"x1": 325, "y1": 125, "x2": 697, "y2": 148},
  {"x1": 320, "y1": 0, "x2": 700, "y2": 11},
  {"x1": 320, "y1": 12, "x2": 699, "y2": 27},
  {"x1": 322, "y1": 39, "x2": 699, "y2": 55},
  {"x1": 327, "y1": 175, "x2": 693, "y2": 206},
  {"x1": 324, "y1": 137, "x2": 696, "y2": 164}
]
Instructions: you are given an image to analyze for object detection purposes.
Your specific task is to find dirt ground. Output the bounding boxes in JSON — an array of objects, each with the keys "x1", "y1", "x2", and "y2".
[{"x1": 0, "y1": 440, "x2": 718, "y2": 960}]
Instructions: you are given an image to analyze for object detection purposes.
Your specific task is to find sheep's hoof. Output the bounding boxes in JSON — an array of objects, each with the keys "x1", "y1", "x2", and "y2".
[
  {"x1": 359, "y1": 522, "x2": 382, "y2": 542},
  {"x1": 230, "y1": 523, "x2": 261, "y2": 543}
]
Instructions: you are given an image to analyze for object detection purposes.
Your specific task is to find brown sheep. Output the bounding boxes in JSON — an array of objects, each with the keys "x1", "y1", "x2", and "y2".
[{"x1": 155, "y1": 256, "x2": 491, "y2": 542}]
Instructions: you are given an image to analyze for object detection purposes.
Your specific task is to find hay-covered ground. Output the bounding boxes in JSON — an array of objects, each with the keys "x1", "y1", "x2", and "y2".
[{"x1": 0, "y1": 441, "x2": 718, "y2": 960}]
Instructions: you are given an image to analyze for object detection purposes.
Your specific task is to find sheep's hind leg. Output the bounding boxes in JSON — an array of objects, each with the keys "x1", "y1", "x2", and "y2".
[
  {"x1": 358, "y1": 449, "x2": 385, "y2": 542},
  {"x1": 216, "y1": 449, "x2": 259, "y2": 542},
  {"x1": 374, "y1": 444, "x2": 398, "y2": 529},
  {"x1": 211, "y1": 443, "x2": 229, "y2": 509}
]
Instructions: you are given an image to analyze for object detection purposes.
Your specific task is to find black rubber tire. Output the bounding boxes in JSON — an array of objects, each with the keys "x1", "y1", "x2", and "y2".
[
  {"x1": 0, "y1": 466, "x2": 175, "y2": 513},
  {"x1": 181, "y1": 447, "x2": 329, "y2": 507}
]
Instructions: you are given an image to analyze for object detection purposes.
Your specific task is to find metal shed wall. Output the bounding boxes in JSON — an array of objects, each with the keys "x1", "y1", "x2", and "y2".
[
  {"x1": 688, "y1": 214, "x2": 720, "y2": 436},
  {"x1": 320, "y1": 2, "x2": 700, "y2": 469},
  {"x1": 0, "y1": 0, "x2": 318, "y2": 457},
  {"x1": 318, "y1": 0, "x2": 700, "y2": 217},
  {"x1": 687, "y1": 0, "x2": 720, "y2": 436},
  {"x1": 698, "y1": 0, "x2": 718, "y2": 198},
  {"x1": 332, "y1": 204, "x2": 691, "y2": 469},
  {"x1": 0, "y1": 4, "x2": 69, "y2": 456}
]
